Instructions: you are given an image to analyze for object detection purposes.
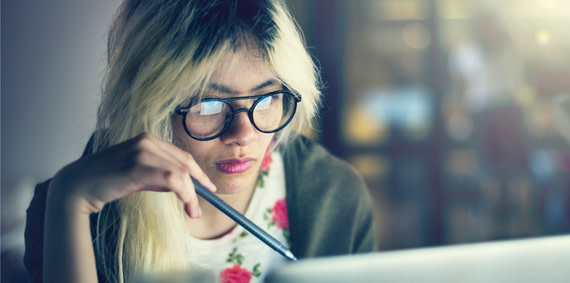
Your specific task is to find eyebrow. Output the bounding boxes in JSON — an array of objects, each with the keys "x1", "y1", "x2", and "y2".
[{"x1": 207, "y1": 79, "x2": 280, "y2": 94}]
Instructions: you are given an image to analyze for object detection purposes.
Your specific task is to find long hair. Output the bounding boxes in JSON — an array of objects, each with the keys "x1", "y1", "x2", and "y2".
[{"x1": 92, "y1": 0, "x2": 321, "y2": 282}]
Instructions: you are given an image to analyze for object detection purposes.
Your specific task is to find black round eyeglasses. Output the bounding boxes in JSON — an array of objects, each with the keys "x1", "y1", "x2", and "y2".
[{"x1": 174, "y1": 89, "x2": 301, "y2": 141}]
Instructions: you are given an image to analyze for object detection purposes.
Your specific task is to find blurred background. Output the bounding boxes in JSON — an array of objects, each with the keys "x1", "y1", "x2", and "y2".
[
  {"x1": 2, "y1": 1, "x2": 120, "y2": 281},
  {"x1": 288, "y1": 0, "x2": 570, "y2": 250},
  {"x1": 2, "y1": 0, "x2": 570, "y2": 281}
]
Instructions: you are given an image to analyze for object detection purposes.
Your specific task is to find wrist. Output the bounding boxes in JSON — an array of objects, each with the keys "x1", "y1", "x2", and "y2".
[{"x1": 46, "y1": 167, "x2": 96, "y2": 216}]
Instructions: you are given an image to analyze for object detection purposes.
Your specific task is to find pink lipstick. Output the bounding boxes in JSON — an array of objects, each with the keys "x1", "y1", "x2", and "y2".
[{"x1": 216, "y1": 159, "x2": 253, "y2": 174}]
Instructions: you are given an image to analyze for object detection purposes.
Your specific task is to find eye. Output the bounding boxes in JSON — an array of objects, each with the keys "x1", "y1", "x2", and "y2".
[{"x1": 191, "y1": 100, "x2": 225, "y2": 116}]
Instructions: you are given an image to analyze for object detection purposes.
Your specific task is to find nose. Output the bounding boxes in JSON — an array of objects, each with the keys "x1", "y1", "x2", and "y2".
[{"x1": 220, "y1": 111, "x2": 256, "y2": 146}]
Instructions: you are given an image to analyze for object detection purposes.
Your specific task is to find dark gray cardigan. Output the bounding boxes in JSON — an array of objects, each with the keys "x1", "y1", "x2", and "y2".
[{"x1": 24, "y1": 135, "x2": 378, "y2": 282}]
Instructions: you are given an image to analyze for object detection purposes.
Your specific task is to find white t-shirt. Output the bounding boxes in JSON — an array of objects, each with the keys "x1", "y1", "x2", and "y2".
[{"x1": 186, "y1": 151, "x2": 290, "y2": 283}]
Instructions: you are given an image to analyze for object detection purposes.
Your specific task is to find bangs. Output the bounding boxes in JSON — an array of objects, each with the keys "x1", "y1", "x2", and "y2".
[{"x1": 167, "y1": 0, "x2": 278, "y2": 61}]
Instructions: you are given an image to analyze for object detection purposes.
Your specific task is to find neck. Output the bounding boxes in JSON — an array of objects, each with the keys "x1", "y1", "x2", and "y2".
[{"x1": 186, "y1": 182, "x2": 257, "y2": 239}]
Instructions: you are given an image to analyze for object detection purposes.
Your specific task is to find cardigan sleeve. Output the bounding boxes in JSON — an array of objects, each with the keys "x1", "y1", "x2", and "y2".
[
  {"x1": 24, "y1": 177, "x2": 110, "y2": 283},
  {"x1": 24, "y1": 134, "x2": 111, "y2": 283},
  {"x1": 283, "y1": 136, "x2": 378, "y2": 258},
  {"x1": 23, "y1": 180, "x2": 51, "y2": 283}
]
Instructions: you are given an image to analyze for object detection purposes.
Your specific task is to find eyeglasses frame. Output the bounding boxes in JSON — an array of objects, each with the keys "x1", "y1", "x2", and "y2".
[{"x1": 174, "y1": 89, "x2": 302, "y2": 141}]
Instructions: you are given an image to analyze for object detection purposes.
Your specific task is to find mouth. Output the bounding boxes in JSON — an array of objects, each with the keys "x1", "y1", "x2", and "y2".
[{"x1": 215, "y1": 158, "x2": 254, "y2": 174}]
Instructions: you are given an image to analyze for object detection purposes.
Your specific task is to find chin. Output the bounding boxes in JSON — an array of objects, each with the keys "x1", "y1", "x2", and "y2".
[{"x1": 215, "y1": 174, "x2": 256, "y2": 195}]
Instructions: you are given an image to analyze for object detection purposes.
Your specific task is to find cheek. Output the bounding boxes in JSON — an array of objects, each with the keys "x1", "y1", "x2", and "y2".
[
  {"x1": 177, "y1": 128, "x2": 227, "y2": 172},
  {"x1": 173, "y1": 121, "x2": 190, "y2": 150},
  {"x1": 172, "y1": 119, "x2": 207, "y2": 158},
  {"x1": 260, "y1": 134, "x2": 276, "y2": 153},
  {"x1": 177, "y1": 137, "x2": 217, "y2": 172},
  {"x1": 172, "y1": 115, "x2": 186, "y2": 141}
]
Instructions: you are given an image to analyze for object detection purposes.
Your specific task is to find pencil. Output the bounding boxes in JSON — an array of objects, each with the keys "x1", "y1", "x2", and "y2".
[{"x1": 192, "y1": 178, "x2": 298, "y2": 262}]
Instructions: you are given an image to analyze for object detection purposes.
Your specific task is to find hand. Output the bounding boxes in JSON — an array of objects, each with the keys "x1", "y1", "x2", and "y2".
[{"x1": 47, "y1": 133, "x2": 216, "y2": 218}]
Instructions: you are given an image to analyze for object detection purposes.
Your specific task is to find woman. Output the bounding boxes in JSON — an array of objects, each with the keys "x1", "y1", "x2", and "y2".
[{"x1": 24, "y1": 0, "x2": 377, "y2": 282}]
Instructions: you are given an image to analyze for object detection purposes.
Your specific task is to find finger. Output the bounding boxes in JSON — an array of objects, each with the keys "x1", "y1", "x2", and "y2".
[
  {"x1": 136, "y1": 185, "x2": 201, "y2": 219},
  {"x1": 145, "y1": 134, "x2": 217, "y2": 192},
  {"x1": 185, "y1": 202, "x2": 202, "y2": 218},
  {"x1": 140, "y1": 171, "x2": 201, "y2": 219},
  {"x1": 127, "y1": 148, "x2": 202, "y2": 218},
  {"x1": 128, "y1": 134, "x2": 207, "y2": 218}
]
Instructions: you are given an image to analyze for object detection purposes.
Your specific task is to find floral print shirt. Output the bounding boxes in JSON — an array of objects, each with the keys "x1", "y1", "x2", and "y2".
[{"x1": 186, "y1": 150, "x2": 290, "y2": 283}]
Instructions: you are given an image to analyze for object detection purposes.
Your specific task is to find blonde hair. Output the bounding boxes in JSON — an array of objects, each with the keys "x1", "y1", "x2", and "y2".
[{"x1": 92, "y1": 0, "x2": 321, "y2": 282}]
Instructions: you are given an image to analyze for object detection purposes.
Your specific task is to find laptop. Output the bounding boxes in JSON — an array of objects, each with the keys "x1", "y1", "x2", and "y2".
[{"x1": 265, "y1": 235, "x2": 570, "y2": 283}]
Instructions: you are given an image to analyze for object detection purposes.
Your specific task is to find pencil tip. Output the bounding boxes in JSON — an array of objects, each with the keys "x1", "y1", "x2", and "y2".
[{"x1": 285, "y1": 250, "x2": 298, "y2": 262}]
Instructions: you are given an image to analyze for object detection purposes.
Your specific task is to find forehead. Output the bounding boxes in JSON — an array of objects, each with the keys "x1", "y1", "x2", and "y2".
[{"x1": 208, "y1": 49, "x2": 279, "y2": 94}]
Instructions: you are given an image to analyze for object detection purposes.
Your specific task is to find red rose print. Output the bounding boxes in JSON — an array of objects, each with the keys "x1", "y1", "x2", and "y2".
[
  {"x1": 219, "y1": 265, "x2": 252, "y2": 283},
  {"x1": 261, "y1": 151, "x2": 273, "y2": 172},
  {"x1": 271, "y1": 198, "x2": 289, "y2": 229}
]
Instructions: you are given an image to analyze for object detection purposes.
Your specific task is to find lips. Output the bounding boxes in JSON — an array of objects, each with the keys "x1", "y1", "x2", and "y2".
[{"x1": 215, "y1": 158, "x2": 254, "y2": 174}]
